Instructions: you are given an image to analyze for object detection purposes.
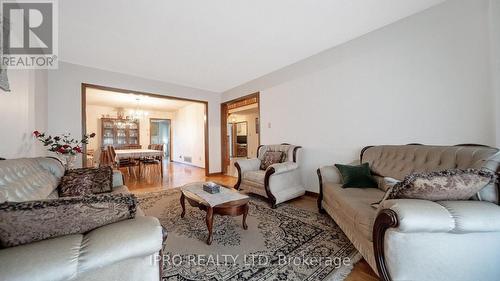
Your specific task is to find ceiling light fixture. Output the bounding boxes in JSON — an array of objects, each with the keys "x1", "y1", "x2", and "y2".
[{"x1": 129, "y1": 97, "x2": 149, "y2": 121}]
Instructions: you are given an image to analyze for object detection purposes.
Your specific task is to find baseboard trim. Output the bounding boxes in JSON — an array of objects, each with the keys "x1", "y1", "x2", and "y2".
[
  {"x1": 172, "y1": 160, "x2": 205, "y2": 169},
  {"x1": 305, "y1": 191, "x2": 319, "y2": 198},
  {"x1": 208, "y1": 172, "x2": 223, "y2": 176}
]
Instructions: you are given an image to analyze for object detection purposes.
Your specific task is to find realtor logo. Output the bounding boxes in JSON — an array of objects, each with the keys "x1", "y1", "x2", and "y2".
[{"x1": 1, "y1": 0, "x2": 58, "y2": 68}]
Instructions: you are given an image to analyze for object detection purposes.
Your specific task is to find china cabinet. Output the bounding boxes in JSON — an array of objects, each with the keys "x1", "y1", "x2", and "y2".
[{"x1": 101, "y1": 118, "x2": 140, "y2": 148}]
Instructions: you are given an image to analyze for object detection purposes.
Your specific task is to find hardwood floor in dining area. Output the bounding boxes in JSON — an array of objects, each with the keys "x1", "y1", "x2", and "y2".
[
  {"x1": 124, "y1": 160, "x2": 377, "y2": 281},
  {"x1": 121, "y1": 160, "x2": 235, "y2": 193}
]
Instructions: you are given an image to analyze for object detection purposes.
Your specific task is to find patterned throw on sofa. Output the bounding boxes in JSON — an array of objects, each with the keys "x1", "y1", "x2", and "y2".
[
  {"x1": 0, "y1": 193, "x2": 137, "y2": 247},
  {"x1": 0, "y1": 158, "x2": 136, "y2": 248}
]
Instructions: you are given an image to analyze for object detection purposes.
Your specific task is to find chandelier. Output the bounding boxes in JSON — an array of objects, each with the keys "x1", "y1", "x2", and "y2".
[{"x1": 129, "y1": 97, "x2": 149, "y2": 121}]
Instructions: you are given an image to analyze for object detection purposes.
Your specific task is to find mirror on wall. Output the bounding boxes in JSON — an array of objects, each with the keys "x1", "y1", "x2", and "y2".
[{"x1": 236, "y1": 121, "x2": 247, "y2": 136}]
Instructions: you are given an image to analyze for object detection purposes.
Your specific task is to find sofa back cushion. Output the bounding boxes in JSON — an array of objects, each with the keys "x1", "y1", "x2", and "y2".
[
  {"x1": 0, "y1": 158, "x2": 65, "y2": 203},
  {"x1": 361, "y1": 145, "x2": 500, "y2": 203}
]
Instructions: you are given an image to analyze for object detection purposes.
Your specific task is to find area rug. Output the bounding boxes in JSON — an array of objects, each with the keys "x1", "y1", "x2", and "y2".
[{"x1": 137, "y1": 189, "x2": 361, "y2": 281}]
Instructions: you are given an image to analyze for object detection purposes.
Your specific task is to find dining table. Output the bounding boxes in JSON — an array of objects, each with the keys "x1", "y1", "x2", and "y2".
[{"x1": 114, "y1": 149, "x2": 164, "y2": 177}]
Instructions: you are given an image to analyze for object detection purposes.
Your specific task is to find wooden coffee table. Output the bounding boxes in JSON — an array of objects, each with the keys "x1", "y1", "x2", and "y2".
[{"x1": 180, "y1": 183, "x2": 250, "y2": 245}]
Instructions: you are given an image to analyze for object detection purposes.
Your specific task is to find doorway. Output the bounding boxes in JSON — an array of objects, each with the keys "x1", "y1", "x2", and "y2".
[
  {"x1": 150, "y1": 118, "x2": 171, "y2": 161},
  {"x1": 220, "y1": 92, "x2": 260, "y2": 176},
  {"x1": 81, "y1": 83, "x2": 210, "y2": 177}
]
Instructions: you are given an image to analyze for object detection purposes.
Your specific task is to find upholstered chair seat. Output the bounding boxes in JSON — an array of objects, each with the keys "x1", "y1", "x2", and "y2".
[
  {"x1": 243, "y1": 170, "x2": 266, "y2": 185},
  {"x1": 235, "y1": 144, "x2": 306, "y2": 208}
]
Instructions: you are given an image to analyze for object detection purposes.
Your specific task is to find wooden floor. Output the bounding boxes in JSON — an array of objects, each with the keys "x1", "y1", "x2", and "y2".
[
  {"x1": 125, "y1": 161, "x2": 378, "y2": 281},
  {"x1": 122, "y1": 160, "x2": 234, "y2": 193}
]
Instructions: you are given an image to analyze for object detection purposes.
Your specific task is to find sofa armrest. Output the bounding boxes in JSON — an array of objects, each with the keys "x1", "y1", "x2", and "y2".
[
  {"x1": 268, "y1": 162, "x2": 298, "y2": 175},
  {"x1": 317, "y1": 165, "x2": 341, "y2": 184},
  {"x1": 373, "y1": 199, "x2": 500, "y2": 281},
  {"x1": 379, "y1": 199, "x2": 500, "y2": 233},
  {"x1": 317, "y1": 165, "x2": 341, "y2": 213},
  {"x1": 234, "y1": 158, "x2": 261, "y2": 190},
  {"x1": 112, "y1": 170, "x2": 124, "y2": 187}
]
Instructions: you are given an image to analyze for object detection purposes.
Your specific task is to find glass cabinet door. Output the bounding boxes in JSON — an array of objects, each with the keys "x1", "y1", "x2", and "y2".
[
  {"x1": 126, "y1": 121, "x2": 139, "y2": 145},
  {"x1": 101, "y1": 119, "x2": 140, "y2": 148},
  {"x1": 103, "y1": 128, "x2": 114, "y2": 145},
  {"x1": 128, "y1": 129, "x2": 138, "y2": 144},
  {"x1": 116, "y1": 129, "x2": 126, "y2": 145},
  {"x1": 102, "y1": 120, "x2": 115, "y2": 146}
]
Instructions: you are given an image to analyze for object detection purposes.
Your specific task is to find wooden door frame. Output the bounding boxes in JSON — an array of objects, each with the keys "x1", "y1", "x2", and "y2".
[
  {"x1": 220, "y1": 92, "x2": 260, "y2": 174},
  {"x1": 81, "y1": 83, "x2": 210, "y2": 176},
  {"x1": 231, "y1": 123, "x2": 237, "y2": 157},
  {"x1": 149, "y1": 118, "x2": 172, "y2": 162}
]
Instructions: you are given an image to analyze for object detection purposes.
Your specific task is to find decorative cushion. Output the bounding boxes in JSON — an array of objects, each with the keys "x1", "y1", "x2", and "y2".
[
  {"x1": 260, "y1": 151, "x2": 284, "y2": 170},
  {"x1": 335, "y1": 163, "x2": 378, "y2": 188},
  {"x1": 59, "y1": 166, "x2": 113, "y2": 197},
  {"x1": 0, "y1": 193, "x2": 137, "y2": 248},
  {"x1": 386, "y1": 169, "x2": 495, "y2": 201},
  {"x1": 59, "y1": 173, "x2": 94, "y2": 197}
]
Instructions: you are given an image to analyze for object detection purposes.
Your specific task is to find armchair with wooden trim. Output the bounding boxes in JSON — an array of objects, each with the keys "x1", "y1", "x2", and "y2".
[{"x1": 234, "y1": 144, "x2": 306, "y2": 208}]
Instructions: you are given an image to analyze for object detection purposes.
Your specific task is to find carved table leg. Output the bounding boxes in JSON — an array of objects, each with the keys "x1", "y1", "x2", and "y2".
[
  {"x1": 206, "y1": 207, "x2": 214, "y2": 245},
  {"x1": 242, "y1": 204, "x2": 249, "y2": 230},
  {"x1": 180, "y1": 193, "x2": 186, "y2": 218}
]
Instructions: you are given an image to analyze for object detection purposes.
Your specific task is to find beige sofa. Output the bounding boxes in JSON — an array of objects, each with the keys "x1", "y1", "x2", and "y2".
[
  {"x1": 235, "y1": 144, "x2": 306, "y2": 208},
  {"x1": 0, "y1": 157, "x2": 164, "y2": 281},
  {"x1": 317, "y1": 145, "x2": 500, "y2": 281}
]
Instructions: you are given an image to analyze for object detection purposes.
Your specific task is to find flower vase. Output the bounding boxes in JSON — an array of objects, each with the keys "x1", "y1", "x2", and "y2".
[{"x1": 62, "y1": 155, "x2": 76, "y2": 170}]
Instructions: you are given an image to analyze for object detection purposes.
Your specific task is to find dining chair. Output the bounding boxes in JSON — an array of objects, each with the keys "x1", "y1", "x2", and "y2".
[
  {"x1": 86, "y1": 149, "x2": 95, "y2": 168},
  {"x1": 140, "y1": 144, "x2": 163, "y2": 179},
  {"x1": 108, "y1": 146, "x2": 139, "y2": 177},
  {"x1": 123, "y1": 144, "x2": 141, "y2": 150},
  {"x1": 98, "y1": 148, "x2": 112, "y2": 167}
]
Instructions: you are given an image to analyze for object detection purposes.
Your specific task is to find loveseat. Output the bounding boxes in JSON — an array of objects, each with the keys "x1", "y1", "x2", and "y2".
[
  {"x1": 317, "y1": 145, "x2": 500, "y2": 281},
  {"x1": 0, "y1": 157, "x2": 164, "y2": 281}
]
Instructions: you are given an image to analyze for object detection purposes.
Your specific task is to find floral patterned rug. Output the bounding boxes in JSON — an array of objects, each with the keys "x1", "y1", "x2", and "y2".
[{"x1": 137, "y1": 189, "x2": 361, "y2": 281}]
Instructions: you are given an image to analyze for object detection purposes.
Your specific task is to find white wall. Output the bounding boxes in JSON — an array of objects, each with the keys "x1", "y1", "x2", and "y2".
[
  {"x1": 490, "y1": 0, "x2": 500, "y2": 147},
  {"x1": 172, "y1": 103, "x2": 206, "y2": 168},
  {"x1": 0, "y1": 70, "x2": 48, "y2": 158},
  {"x1": 48, "y1": 62, "x2": 221, "y2": 173},
  {"x1": 222, "y1": 0, "x2": 495, "y2": 192}
]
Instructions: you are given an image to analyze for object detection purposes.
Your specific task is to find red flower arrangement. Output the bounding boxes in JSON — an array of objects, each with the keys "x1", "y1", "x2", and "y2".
[{"x1": 33, "y1": 131, "x2": 96, "y2": 156}]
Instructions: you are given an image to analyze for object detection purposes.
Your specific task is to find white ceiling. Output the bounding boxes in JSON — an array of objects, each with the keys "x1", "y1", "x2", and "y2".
[
  {"x1": 86, "y1": 88, "x2": 194, "y2": 111},
  {"x1": 60, "y1": 0, "x2": 444, "y2": 92}
]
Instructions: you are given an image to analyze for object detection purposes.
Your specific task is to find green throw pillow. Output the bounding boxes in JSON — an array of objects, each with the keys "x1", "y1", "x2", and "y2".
[{"x1": 334, "y1": 163, "x2": 378, "y2": 188}]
